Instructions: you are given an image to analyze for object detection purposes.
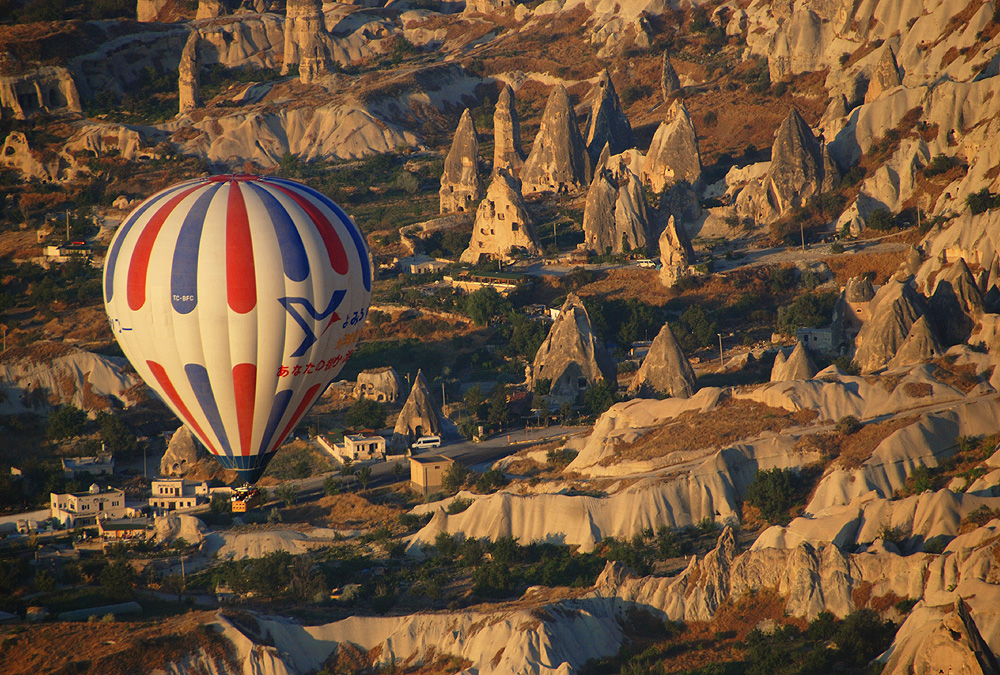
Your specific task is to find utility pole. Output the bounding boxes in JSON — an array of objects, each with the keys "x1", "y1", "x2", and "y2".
[
  {"x1": 441, "y1": 382, "x2": 446, "y2": 407},
  {"x1": 800, "y1": 220, "x2": 805, "y2": 251},
  {"x1": 718, "y1": 333, "x2": 724, "y2": 370},
  {"x1": 553, "y1": 222, "x2": 557, "y2": 249},
  {"x1": 66, "y1": 210, "x2": 70, "y2": 241}
]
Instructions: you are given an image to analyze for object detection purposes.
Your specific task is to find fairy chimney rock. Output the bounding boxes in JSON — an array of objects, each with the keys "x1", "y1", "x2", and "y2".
[
  {"x1": 196, "y1": 0, "x2": 226, "y2": 18},
  {"x1": 391, "y1": 370, "x2": 443, "y2": 450},
  {"x1": 583, "y1": 155, "x2": 651, "y2": 254},
  {"x1": 584, "y1": 70, "x2": 635, "y2": 165},
  {"x1": 355, "y1": 367, "x2": 403, "y2": 403},
  {"x1": 522, "y1": 84, "x2": 592, "y2": 194},
  {"x1": 178, "y1": 31, "x2": 203, "y2": 114},
  {"x1": 628, "y1": 322, "x2": 696, "y2": 398},
  {"x1": 283, "y1": 0, "x2": 334, "y2": 84},
  {"x1": 440, "y1": 109, "x2": 484, "y2": 214},
  {"x1": 865, "y1": 45, "x2": 902, "y2": 104},
  {"x1": 493, "y1": 83, "x2": 525, "y2": 176},
  {"x1": 771, "y1": 341, "x2": 818, "y2": 381},
  {"x1": 161, "y1": 426, "x2": 199, "y2": 476},
  {"x1": 531, "y1": 293, "x2": 616, "y2": 402},
  {"x1": 658, "y1": 215, "x2": 695, "y2": 287},
  {"x1": 886, "y1": 316, "x2": 944, "y2": 370},
  {"x1": 853, "y1": 280, "x2": 928, "y2": 373},
  {"x1": 460, "y1": 168, "x2": 539, "y2": 264},
  {"x1": 929, "y1": 258, "x2": 984, "y2": 345},
  {"x1": 642, "y1": 99, "x2": 702, "y2": 194},
  {"x1": 661, "y1": 51, "x2": 681, "y2": 100}
]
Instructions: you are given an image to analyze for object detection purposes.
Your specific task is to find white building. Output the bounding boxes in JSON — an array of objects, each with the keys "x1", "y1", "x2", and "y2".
[
  {"x1": 149, "y1": 478, "x2": 210, "y2": 512},
  {"x1": 319, "y1": 434, "x2": 386, "y2": 463},
  {"x1": 62, "y1": 455, "x2": 114, "y2": 479},
  {"x1": 50, "y1": 484, "x2": 127, "y2": 528}
]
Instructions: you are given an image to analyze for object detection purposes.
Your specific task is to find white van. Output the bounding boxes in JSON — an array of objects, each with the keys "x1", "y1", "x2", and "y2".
[{"x1": 411, "y1": 435, "x2": 441, "y2": 450}]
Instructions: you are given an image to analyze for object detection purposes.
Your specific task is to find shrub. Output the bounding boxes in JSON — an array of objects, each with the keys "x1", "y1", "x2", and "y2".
[
  {"x1": 345, "y1": 397, "x2": 387, "y2": 430},
  {"x1": 833, "y1": 609, "x2": 895, "y2": 665},
  {"x1": 584, "y1": 380, "x2": 618, "y2": 416},
  {"x1": 475, "y1": 468, "x2": 507, "y2": 493},
  {"x1": 48, "y1": 405, "x2": 88, "y2": 440},
  {"x1": 446, "y1": 497, "x2": 473, "y2": 514},
  {"x1": 867, "y1": 208, "x2": 896, "y2": 231},
  {"x1": 745, "y1": 468, "x2": 796, "y2": 523},
  {"x1": 442, "y1": 462, "x2": 471, "y2": 493},
  {"x1": 836, "y1": 415, "x2": 862, "y2": 435},
  {"x1": 967, "y1": 189, "x2": 1000, "y2": 215}
]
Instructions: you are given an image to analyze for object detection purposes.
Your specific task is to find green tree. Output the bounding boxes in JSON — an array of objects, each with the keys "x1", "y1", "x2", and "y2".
[
  {"x1": 583, "y1": 380, "x2": 618, "y2": 416},
  {"x1": 323, "y1": 475, "x2": 341, "y2": 495},
  {"x1": 345, "y1": 397, "x2": 387, "y2": 429},
  {"x1": 48, "y1": 405, "x2": 88, "y2": 440},
  {"x1": 356, "y1": 465, "x2": 373, "y2": 492},
  {"x1": 464, "y1": 384, "x2": 487, "y2": 422},
  {"x1": 867, "y1": 207, "x2": 896, "y2": 231},
  {"x1": 442, "y1": 462, "x2": 470, "y2": 493},
  {"x1": 746, "y1": 468, "x2": 796, "y2": 523},
  {"x1": 96, "y1": 411, "x2": 138, "y2": 455},
  {"x1": 275, "y1": 483, "x2": 298, "y2": 507},
  {"x1": 487, "y1": 384, "x2": 511, "y2": 429},
  {"x1": 392, "y1": 462, "x2": 406, "y2": 482},
  {"x1": 464, "y1": 287, "x2": 512, "y2": 326}
]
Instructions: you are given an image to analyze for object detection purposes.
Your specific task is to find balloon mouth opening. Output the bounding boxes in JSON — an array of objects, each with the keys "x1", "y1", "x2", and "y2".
[{"x1": 212, "y1": 454, "x2": 272, "y2": 485}]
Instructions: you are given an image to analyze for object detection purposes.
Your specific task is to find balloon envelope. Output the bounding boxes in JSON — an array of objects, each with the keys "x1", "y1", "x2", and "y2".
[{"x1": 104, "y1": 175, "x2": 372, "y2": 483}]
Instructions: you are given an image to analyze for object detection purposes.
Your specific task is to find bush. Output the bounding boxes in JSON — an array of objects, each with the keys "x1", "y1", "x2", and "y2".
[
  {"x1": 745, "y1": 468, "x2": 796, "y2": 523},
  {"x1": 475, "y1": 468, "x2": 507, "y2": 493},
  {"x1": 345, "y1": 397, "x2": 387, "y2": 430},
  {"x1": 442, "y1": 462, "x2": 471, "y2": 493},
  {"x1": 584, "y1": 380, "x2": 618, "y2": 416},
  {"x1": 833, "y1": 609, "x2": 895, "y2": 665},
  {"x1": 464, "y1": 287, "x2": 512, "y2": 326},
  {"x1": 836, "y1": 415, "x2": 862, "y2": 435},
  {"x1": 446, "y1": 497, "x2": 473, "y2": 514},
  {"x1": 48, "y1": 405, "x2": 88, "y2": 440},
  {"x1": 923, "y1": 154, "x2": 961, "y2": 177},
  {"x1": 867, "y1": 208, "x2": 896, "y2": 231}
]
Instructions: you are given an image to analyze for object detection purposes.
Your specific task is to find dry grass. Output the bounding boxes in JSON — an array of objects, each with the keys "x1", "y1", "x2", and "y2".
[
  {"x1": 902, "y1": 382, "x2": 933, "y2": 398},
  {"x1": 0, "y1": 611, "x2": 235, "y2": 675},
  {"x1": 932, "y1": 359, "x2": 982, "y2": 393},
  {"x1": 282, "y1": 493, "x2": 407, "y2": 530},
  {"x1": 823, "y1": 250, "x2": 907, "y2": 285},
  {"x1": 604, "y1": 397, "x2": 818, "y2": 464},
  {"x1": 837, "y1": 416, "x2": 918, "y2": 469}
]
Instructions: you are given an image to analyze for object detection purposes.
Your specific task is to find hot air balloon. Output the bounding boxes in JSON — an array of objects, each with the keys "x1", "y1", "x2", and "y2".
[{"x1": 103, "y1": 175, "x2": 372, "y2": 483}]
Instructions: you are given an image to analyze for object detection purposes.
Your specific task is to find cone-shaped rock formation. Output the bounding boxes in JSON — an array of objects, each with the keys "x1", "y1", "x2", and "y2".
[
  {"x1": 929, "y1": 258, "x2": 984, "y2": 345},
  {"x1": 737, "y1": 107, "x2": 838, "y2": 224},
  {"x1": 658, "y1": 215, "x2": 695, "y2": 287},
  {"x1": 661, "y1": 51, "x2": 681, "y2": 100},
  {"x1": 522, "y1": 84, "x2": 592, "y2": 194},
  {"x1": 440, "y1": 109, "x2": 484, "y2": 214},
  {"x1": 583, "y1": 153, "x2": 651, "y2": 254},
  {"x1": 391, "y1": 370, "x2": 444, "y2": 451},
  {"x1": 771, "y1": 341, "x2": 818, "y2": 381},
  {"x1": 493, "y1": 84, "x2": 525, "y2": 176},
  {"x1": 886, "y1": 316, "x2": 944, "y2": 370},
  {"x1": 584, "y1": 70, "x2": 635, "y2": 165},
  {"x1": 854, "y1": 280, "x2": 928, "y2": 373},
  {"x1": 883, "y1": 600, "x2": 1000, "y2": 675},
  {"x1": 161, "y1": 426, "x2": 198, "y2": 476},
  {"x1": 460, "y1": 168, "x2": 539, "y2": 264},
  {"x1": 642, "y1": 99, "x2": 702, "y2": 194},
  {"x1": 628, "y1": 322, "x2": 696, "y2": 398},
  {"x1": 865, "y1": 45, "x2": 902, "y2": 104},
  {"x1": 532, "y1": 293, "x2": 616, "y2": 402}
]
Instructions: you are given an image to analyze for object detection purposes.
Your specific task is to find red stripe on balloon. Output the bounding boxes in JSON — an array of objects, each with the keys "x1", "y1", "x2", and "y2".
[
  {"x1": 232, "y1": 363, "x2": 256, "y2": 457},
  {"x1": 226, "y1": 181, "x2": 256, "y2": 314},
  {"x1": 270, "y1": 183, "x2": 349, "y2": 275},
  {"x1": 276, "y1": 382, "x2": 322, "y2": 449},
  {"x1": 127, "y1": 184, "x2": 205, "y2": 311},
  {"x1": 146, "y1": 360, "x2": 219, "y2": 456}
]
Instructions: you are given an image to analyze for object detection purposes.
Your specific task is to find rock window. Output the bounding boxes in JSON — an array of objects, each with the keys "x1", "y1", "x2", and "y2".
[{"x1": 512, "y1": 223, "x2": 519, "y2": 231}]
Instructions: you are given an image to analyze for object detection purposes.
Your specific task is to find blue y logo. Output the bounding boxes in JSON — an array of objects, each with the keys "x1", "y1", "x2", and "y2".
[{"x1": 279, "y1": 290, "x2": 347, "y2": 357}]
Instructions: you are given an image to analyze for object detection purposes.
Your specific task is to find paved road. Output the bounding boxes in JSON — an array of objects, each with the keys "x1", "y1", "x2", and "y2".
[{"x1": 294, "y1": 424, "x2": 588, "y2": 498}]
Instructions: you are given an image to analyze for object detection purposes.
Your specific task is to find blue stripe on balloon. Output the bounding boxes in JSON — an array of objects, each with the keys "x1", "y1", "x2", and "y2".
[
  {"x1": 105, "y1": 181, "x2": 195, "y2": 303},
  {"x1": 246, "y1": 182, "x2": 310, "y2": 282},
  {"x1": 212, "y1": 453, "x2": 274, "y2": 483},
  {"x1": 266, "y1": 178, "x2": 371, "y2": 292},
  {"x1": 184, "y1": 363, "x2": 234, "y2": 458},
  {"x1": 171, "y1": 184, "x2": 222, "y2": 314},
  {"x1": 259, "y1": 388, "x2": 294, "y2": 455}
]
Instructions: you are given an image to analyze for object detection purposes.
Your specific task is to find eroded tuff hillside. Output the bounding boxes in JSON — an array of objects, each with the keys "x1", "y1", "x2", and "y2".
[{"x1": 7, "y1": 0, "x2": 1000, "y2": 674}]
